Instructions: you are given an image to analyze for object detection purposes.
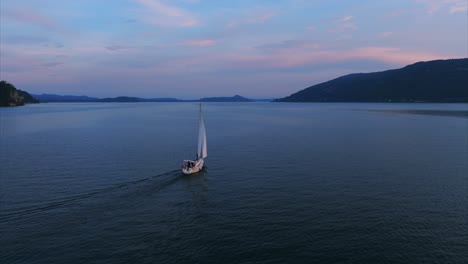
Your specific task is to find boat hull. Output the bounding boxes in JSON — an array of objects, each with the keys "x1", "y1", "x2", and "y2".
[{"x1": 182, "y1": 159, "x2": 204, "y2": 175}]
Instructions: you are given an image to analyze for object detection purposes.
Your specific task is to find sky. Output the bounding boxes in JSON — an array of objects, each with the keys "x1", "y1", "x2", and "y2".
[{"x1": 0, "y1": 0, "x2": 467, "y2": 99}]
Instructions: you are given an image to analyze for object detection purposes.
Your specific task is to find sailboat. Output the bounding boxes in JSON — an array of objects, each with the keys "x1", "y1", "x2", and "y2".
[{"x1": 182, "y1": 102, "x2": 207, "y2": 175}]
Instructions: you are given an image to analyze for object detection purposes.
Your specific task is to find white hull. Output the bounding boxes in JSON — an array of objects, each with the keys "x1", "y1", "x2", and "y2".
[{"x1": 182, "y1": 159, "x2": 204, "y2": 175}]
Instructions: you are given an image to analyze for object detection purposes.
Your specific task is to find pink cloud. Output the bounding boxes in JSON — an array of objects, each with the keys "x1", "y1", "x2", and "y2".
[
  {"x1": 216, "y1": 46, "x2": 451, "y2": 70},
  {"x1": 2, "y1": 44, "x2": 455, "y2": 98},
  {"x1": 449, "y1": 2, "x2": 468, "y2": 13},
  {"x1": 334, "y1": 15, "x2": 354, "y2": 23},
  {"x1": 331, "y1": 15, "x2": 357, "y2": 32},
  {"x1": 0, "y1": 49, "x2": 75, "y2": 86},
  {"x1": 380, "y1": 32, "x2": 394, "y2": 38},
  {"x1": 183, "y1": 39, "x2": 216, "y2": 47},
  {"x1": 1, "y1": 44, "x2": 67, "y2": 58},
  {"x1": 340, "y1": 23, "x2": 358, "y2": 31},
  {"x1": 255, "y1": 40, "x2": 320, "y2": 51},
  {"x1": 108, "y1": 45, "x2": 452, "y2": 77},
  {"x1": 346, "y1": 47, "x2": 445, "y2": 64},
  {"x1": 415, "y1": 0, "x2": 467, "y2": 14},
  {"x1": 133, "y1": 0, "x2": 200, "y2": 27},
  {"x1": 330, "y1": 23, "x2": 358, "y2": 33},
  {"x1": 384, "y1": 9, "x2": 411, "y2": 18},
  {"x1": 2, "y1": 8, "x2": 62, "y2": 32},
  {"x1": 227, "y1": 12, "x2": 277, "y2": 28},
  {"x1": 105, "y1": 45, "x2": 137, "y2": 52}
]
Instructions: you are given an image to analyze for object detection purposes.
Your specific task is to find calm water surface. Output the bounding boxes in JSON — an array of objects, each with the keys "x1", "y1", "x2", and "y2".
[{"x1": 1, "y1": 103, "x2": 467, "y2": 263}]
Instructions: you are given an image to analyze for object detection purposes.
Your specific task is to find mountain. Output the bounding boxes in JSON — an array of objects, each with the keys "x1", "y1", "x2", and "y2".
[
  {"x1": 142, "y1": 98, "x2": 182, "y2": 102},
  {"x1": 97, "y1": 96, "x2": 251, "y2": 102},
  {"x1": 33, "y1": 94, "x2": 99, "y2": 102},
  {"x1": 1, "y1": 81, "x2": 40, "y2": 107},
  {"x1": 33, "y1": 94, "x2": 182, "y2": 102},
  {"x1": 276, "y1": 58, "x2": 468, "y2": 102},
  {"x1": 98, "y1": 96, "x2": 143, "y2": 102},
  {"x1": 198, "y1": 95, "x2": 252, "y2": 102},
  {"x1": 31, "y1": 94, "x2": 253, "y2": 102},
  {"x1": 142, "y1": 95, "x2": 252, "y2": 102}
]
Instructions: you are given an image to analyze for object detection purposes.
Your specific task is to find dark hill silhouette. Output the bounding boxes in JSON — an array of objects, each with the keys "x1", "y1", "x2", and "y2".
[
  {"x1": 276, "y1": 58, "x2": 468, "y2": 102},
  {"x1": 33, "y1": 94, "x2": 99, "y2": 102},
  {"x1": 32, "y1": 94, "x2": 253, "y2": 103},
  {"x1": 197, "y1": 95, "x2": 252, "y2": 102},
  {"x1": 97, "y1": 95, "x2": 251, "y2": 102},
  {"x1": 0, "y1": 81, "x2": 39, "y2": 106},
  {"x1": 99, "y1": 96, "x2": 143, "y2": 102}
]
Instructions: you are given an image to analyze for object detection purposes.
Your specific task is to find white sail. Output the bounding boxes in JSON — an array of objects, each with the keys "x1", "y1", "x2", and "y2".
[{"x1": 197, "y1": 103, "x2": 207, "y2": 159}]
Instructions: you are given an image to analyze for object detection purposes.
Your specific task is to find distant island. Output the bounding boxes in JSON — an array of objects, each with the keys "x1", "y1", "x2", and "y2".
[
  {"x1": 31, "y1": 94, "x2": 99, "y2": 103},
  {"x1": 2, "y1": 83, "x2": 267, "y2": 105},
  {"x1": 195, "y1": 95, "x2": 252, "y2": 102},
  {"x1": 276, "y1": 58, "x2": 468, "y2": 102},
  {"x1": 32, "y1": 94, "x2": 267, "y2": 103},
  {"x1": 0, "y1": 81, "x2": 39, "y2": 107}
]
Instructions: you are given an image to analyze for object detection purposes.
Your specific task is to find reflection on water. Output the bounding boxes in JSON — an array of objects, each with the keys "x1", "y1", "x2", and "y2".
[
  {"x1": 181, "y1": 170, "x2": 209, "y2": 208},
  {"x1": 363, "y1": 109, "x2": 468, "y2": 118}
]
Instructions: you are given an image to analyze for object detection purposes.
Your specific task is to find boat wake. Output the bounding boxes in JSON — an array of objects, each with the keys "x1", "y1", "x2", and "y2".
[{"x1": 0, "y1": 170, "x2": 183, "y2": 222}]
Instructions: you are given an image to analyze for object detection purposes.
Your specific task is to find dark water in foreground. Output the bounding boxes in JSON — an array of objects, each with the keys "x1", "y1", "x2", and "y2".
[{"x1": 1, "y1": 103, "x2": 467, "y2": 264}]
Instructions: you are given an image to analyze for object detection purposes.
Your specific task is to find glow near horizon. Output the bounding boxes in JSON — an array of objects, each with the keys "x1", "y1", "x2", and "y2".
[{"x1": 0, "y1": 0, "x2": 467, "y2": 99}]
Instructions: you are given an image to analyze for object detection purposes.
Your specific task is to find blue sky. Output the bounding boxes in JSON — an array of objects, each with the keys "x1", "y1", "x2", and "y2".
[{"x1": 1, "y1": 0, "x2": 466, "y2": 98}]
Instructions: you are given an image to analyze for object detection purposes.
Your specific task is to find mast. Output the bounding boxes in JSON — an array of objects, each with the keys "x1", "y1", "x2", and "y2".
[{"x1": 197, "y1": 102, "x2": 207, "y2": 159}]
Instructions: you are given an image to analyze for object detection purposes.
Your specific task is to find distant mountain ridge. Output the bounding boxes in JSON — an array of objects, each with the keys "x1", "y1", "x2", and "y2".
[
  {"x1": 33, "y1": 94, "x2": 99, "y2": 102},
  {"x1": 33, "y1": 94, "x2": 259, "y2": 103},
  {"x1": 276, "y1": 58, "x2": 468, "y2": 102},
  {"x1": 195, "y1": 95, "x2": 252, "y2": 102}
]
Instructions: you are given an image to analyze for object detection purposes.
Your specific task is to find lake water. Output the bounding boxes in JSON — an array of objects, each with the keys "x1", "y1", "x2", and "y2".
[{"x1": 1, "y1": 103, "x2": 467, "y2": 264}]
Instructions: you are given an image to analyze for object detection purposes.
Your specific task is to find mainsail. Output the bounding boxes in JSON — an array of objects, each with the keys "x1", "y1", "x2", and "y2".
[{"x1": 197, "y1": 103, "x2": 207, "y2": 159}]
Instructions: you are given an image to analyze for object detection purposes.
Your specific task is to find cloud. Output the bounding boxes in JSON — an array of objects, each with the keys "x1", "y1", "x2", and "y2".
[
  {"x1": 449, "y1": 2, "x2": 468, "y2": 13},
  {"x1": 1, "y1": 44, "x2": 67, "y2": 58},
  {"x1": 216, "y1": 46, "x2": 451, "y2": 71},
  {"x1": 2, "y1": 8, "x2": 62, "y2": 32},
  {"x1": 0, "y1": 44, "x2": 66, "y2": 76},
  {"x1": 227, "y1": 12, "x2": 277, "y2": 28},
  {"x1": 1, "y1": 42, "x2": 455, "y2": 98},
  {"x1": 124, "y1": 18, "x2": 138, "y2": 23},
  {"x1": 255, "y1": 40, "x2": 320, "y2": 51},
  {"x1": 0, "y1": 35, "x2": 50, "y2": 45},
  {"x1": 334, "y1": 15, "x2": 354, "y2": 23},
  {"x1": 415, "y1": 0, "x2": 467, "y2": 14},
  {"x1": 331, "y1": 15, "x2": 357, "y2": 32},
  {"x1": 380, "y1": 32, "x2": 394, "y2": 38},
  {"x1": 340, "y1": 23, "x2": 358, "y2": 31},
  {"x1": 343, "y1": 47, "x2": 445, "y2": 65},
  {"x1": 183, "y1": 39, "x2": 216, "y2": 47},
  {"x1": 384, "y1": 9, "x2": 410, "y2": 18},
  {"x1": 43, "y1": 42, "x2": 64, "y2": 48},
  {"x1": 106, "y1": 45, "x2": 136, "y2": 52},
  {"x1": 330, "y1": 23, "x2": 358, "y2": 32},
  {"x1": 305, "y1": 25, "x2": 316, "y2": 31},
  {"x1": 140, "y1": 45, "x2": 450, "y2": 78},
  {"x1": 41, "y1": 62, "x2": 63, "y2": 68},
  {"x1": 133, "y1": 0, "x2": 200, "y2": 27}
]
